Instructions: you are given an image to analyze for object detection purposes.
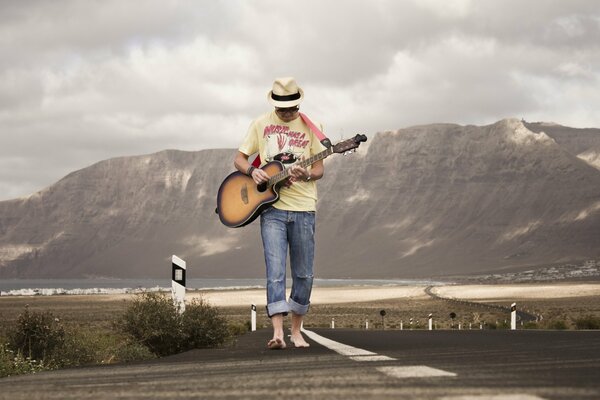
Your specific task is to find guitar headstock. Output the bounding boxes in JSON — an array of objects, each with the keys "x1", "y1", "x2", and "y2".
[{"x1": 332, "y1": 134, "x2": 368, "y2": 154}]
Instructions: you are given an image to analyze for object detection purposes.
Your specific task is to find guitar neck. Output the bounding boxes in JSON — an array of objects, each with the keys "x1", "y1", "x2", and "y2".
[{"x1": 268, "y1": 147, "x2": 334, "y2": 186}]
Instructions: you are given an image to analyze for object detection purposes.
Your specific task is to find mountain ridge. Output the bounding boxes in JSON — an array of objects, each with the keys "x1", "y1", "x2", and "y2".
[{"x1": 1, "y1": 118, "x2": 600, "y2": 279}]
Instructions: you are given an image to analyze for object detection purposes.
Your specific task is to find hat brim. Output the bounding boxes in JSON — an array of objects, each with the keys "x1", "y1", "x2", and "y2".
[{"x1": 267, "y1": 87, "x2": 304, "y2": 108}]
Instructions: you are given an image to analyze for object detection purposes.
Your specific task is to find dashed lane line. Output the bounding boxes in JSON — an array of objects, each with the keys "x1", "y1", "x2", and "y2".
[
  {"x1": 301, "y1": 328, "x2": 395, "y2": 361},
  {"x1": 439, "y1": 396, "x2": 546, "y2": 400},
  {"x1": 376, "y1": 365, "x2": 456, "y2": 378},
  {"x1": 301, "y1": 330, "x2": 550, "y2": 399},
  {"x1": 301, "y1": 329, "x2": 456, "y2": 378}
]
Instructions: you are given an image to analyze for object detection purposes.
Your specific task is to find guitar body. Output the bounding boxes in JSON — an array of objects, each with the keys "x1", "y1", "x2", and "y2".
[{"x1": 217, "y1": 161, "x2": 284, "y2": 228}]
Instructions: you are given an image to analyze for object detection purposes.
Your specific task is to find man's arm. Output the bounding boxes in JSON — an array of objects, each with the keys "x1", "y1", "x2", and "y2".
[
  {"x1": 233, "y1": 151, "x2": 251, "y2": 174},
  {"x1": 233, "y1": 151, "x2": 269, "y2": 184},
  {"x1": 309, "y1": 159, "x2": 324, "y2": 181}
]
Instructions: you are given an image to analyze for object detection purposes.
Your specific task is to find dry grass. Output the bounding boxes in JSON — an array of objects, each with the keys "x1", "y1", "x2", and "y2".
[
  {"x1": 217, "y1": 293, "x2": 600, "y2": 330},
  {"x1": 1, "y1": 286, "x2": 600, "y2": 336},
  {"x1": 0, "y1": 295, "x2": 129, "y2": 336}
]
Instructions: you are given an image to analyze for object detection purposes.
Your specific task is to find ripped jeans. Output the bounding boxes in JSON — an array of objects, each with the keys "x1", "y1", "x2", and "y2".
[{"x1": 260, "y1": 207, "x2": 315, "y2": 317}]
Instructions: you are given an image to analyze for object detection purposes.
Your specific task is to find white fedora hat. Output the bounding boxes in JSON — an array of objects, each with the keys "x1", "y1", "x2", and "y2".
[{"x1": 267, "y1": 77, "x2": 304, "y2": 107}]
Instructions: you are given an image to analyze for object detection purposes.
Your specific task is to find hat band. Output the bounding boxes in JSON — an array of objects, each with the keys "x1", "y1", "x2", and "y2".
[{"x1": 271, "y1": 92, "x2": 301, "y2": 102}]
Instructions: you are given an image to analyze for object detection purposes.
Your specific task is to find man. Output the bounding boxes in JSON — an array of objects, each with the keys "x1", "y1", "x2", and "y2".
[{"x1": 234, "y1": 77, "x2": 326, "y2": 349}]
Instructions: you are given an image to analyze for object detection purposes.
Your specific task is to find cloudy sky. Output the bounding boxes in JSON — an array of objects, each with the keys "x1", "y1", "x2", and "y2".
[{"x1": 1, "y1": 0, "x2": 599, "y2": 200}]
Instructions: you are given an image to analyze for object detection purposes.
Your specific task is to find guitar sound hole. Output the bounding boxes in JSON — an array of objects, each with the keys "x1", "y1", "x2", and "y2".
[{"x1": 257, "y1": 183, "x2": 267, "y2": 193}]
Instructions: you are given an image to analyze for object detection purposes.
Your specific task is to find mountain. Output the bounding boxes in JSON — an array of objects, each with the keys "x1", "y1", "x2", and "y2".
[
  {"x1": 525, "y1": 122, "x2": 600, "y2": 171},
  {"x1": 317, "y1": 119, "x2": 600, "y2": 278},
  {"x1": 1, "y1": 118, "x2": 599, "y2": 279}
]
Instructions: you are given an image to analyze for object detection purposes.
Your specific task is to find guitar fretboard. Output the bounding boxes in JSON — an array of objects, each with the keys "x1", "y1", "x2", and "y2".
[{"x1": 267, "y1": 147, "x2": 334, "y2": 187}]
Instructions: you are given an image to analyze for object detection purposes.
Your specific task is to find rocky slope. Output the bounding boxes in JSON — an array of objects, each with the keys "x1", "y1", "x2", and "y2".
[{"x1": 1, "y1": 119, "x2": 599, "y2": 279}]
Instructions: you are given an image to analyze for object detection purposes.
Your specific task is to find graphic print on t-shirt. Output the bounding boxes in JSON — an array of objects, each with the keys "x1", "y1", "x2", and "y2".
[{"x1": 263, "y1": 124, "x2": 310, "y2": 165}]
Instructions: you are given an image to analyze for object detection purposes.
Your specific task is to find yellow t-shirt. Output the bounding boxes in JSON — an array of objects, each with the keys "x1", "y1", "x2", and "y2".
[{"x1": 238, "y1": 111, "x2": 327, "y2": 211}]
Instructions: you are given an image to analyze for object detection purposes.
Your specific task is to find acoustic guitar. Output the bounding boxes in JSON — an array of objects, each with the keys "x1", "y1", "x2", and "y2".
[{"x1": 216, "y1": 134, "x2": 367, "y2": 228}]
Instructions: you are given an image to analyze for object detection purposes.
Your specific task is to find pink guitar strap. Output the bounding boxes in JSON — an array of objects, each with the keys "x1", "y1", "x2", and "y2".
[
  {"x1": 251, "y1": 113, "x2": 330, "y2": 167},
  {"x1": 299, "y1": 112, "x2": 329, "y2": 143}
]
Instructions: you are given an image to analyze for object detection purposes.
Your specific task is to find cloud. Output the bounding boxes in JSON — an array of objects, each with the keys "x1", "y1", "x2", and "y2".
[{"x1": 1, "y1": 0, "x2": 600, "y2": 200}]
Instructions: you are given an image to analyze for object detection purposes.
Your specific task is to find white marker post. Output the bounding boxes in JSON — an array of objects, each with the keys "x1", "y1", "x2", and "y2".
[
  {"x1": 366, "y1": 320, "x2": 369, "y2": 330},
  {"x1": 251, "y1": 304, "x2": 257, "y2": 332},
  {"x1": 400, "y1": 320, "x2": 403, "y2": 331},
  {"x1": 331, "y1": 318, "x2": 335, "y2": 329},
  {"x1": 511, "y1": 303, "x2": 517, "y2": 330},
  {"x1": 428, "y1": 314, "x2": 433, "y2": 331},
  {"x1": 171, "y1": 255, "x2": 186, "y2": 313}
]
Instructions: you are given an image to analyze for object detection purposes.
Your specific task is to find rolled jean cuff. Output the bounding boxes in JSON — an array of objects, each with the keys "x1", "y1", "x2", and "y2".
[
  {"x1": 289, "y1": 298, "x2": 310, "y2": 315},
  {"x1": 267, "y1": 300, "x2": 290, "y2": 317}
]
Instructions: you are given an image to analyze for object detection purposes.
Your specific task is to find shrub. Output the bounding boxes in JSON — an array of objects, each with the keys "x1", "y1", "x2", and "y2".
[
  {"x1": 0, "y1": 343, "x2": 47, "y2": 378},
  {"x1": 182, "y1": 298, "x2": 230, "y2": 349},
  {"x1": 116, "y1": 292, "x2": 185, "y2": 356},
  {"x1": 51, "y1": 330, "x2": 99, "y2": 368},
  {"x1": 8, "y1": 306, "x2": 66, "y2": 362},
  {"x1": 547, "y1": 320, "x2": 568, "y2": 330},
  {"x1": 522, "y1": 321, "x2": 539, "y2": 329},
  {"x1": 111, "y1": 340, "x2": 156, "y2": 363},
  {"x1": 574, "y1": 315, "x2": 600, "y2": 330},
  {"x1": 116, "y1": 292, "x2": 231, "y2": 357},
  {"x1": 2, "y1": 305, "x2": 165, "y2": 378},
  {"x1": 497, "y1": 321, "x2": 510, "y2": 330}
]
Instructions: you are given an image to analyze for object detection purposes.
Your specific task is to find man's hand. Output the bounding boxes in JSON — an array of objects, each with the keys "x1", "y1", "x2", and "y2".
[
  {"x1": 287, "y1": 164, "x2": 310, "y2": 186},
  {"x1": 251, "y1": 167, "x2": 270, "y2": 185}
]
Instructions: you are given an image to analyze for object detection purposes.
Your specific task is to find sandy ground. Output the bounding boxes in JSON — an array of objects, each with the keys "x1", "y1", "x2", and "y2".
[
  {"x1": 184, "y1": 283, "x2": 600, "y2": 308},
  {"x1": 431, "y1": 283, "x2": 600, "y2": 301},
  {"x1": 190, "y1": 285, "x2": 429, "y2": 307},
  {"x1": 2, "y1": 283, "x2": 597, "y2": 308}
]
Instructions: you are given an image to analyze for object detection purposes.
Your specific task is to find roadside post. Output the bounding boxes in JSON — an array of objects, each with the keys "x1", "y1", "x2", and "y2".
[
  {"x1": 171, "y1": 255, "x2": 186, "y2": 313},
  {"x1": 400, "y1": 320, "x2": 403, "y2": 330},
  {"x1": 449, "y1": 312, "x2": 457, "y2": 329},
  {"x1": 331, "y1": 318, "x2": 335, "y2": 329},
  {"x1": 380, "y1": 310, "x2": 386, "y2": 330},
  {"x1": 365, "y1": 319, "x2": 369, "y2": 330},
  {"x1": 511, "y1": 303, "x2": 517, "y2": 330},
  {"x1": 251, "y1": 304, "x2": 257, "y2": 332},
  {"x1": 428, "y1": 313, "x2": 433, "y2": 330}
]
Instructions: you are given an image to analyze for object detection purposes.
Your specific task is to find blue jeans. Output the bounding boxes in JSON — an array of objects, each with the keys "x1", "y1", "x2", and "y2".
[{"x1": 260, "y1": 207, "x2": 315, "y2": 317}]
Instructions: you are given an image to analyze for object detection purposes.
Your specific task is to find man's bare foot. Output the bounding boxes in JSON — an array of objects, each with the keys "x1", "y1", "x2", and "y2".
[
  {"x1": 290, "y1": 333, "x2": 310, "y2": 348},
  {"x1": 267, "y1": 338, "x2": 287, "y2": 350}
]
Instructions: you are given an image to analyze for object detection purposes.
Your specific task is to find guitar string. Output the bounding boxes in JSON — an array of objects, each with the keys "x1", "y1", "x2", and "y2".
[{"x1": 267, "y1": 146, "x2": 334, "y2": 187}]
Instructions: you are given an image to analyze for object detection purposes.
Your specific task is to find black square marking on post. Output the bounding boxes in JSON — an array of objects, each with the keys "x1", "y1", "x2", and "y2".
[{"x1": 172, "y1": 264, "x2": 186, "y2": 286}]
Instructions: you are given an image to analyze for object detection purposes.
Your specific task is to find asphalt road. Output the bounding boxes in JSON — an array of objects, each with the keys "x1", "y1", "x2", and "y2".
[{"x1": 1, "y1": 329, "x2": 599, "y2": 399}]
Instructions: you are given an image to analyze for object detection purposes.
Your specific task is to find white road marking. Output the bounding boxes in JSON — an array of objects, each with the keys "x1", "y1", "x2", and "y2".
[
  {"x1": 377, "y1": 365, "x2": 457, "y2": 378},
  {"x1": 439, "y1": 395, "x2": 546, "y2": 400},
  {"x1": 302, "y1": 328, "x2": 396, "y2": 360},
  {"x1": 302, "y1": 329, "x2": 457, "y2": 379},
  {"x1": 349, "y1": 355, "x2": 396, "y2": 362}
]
